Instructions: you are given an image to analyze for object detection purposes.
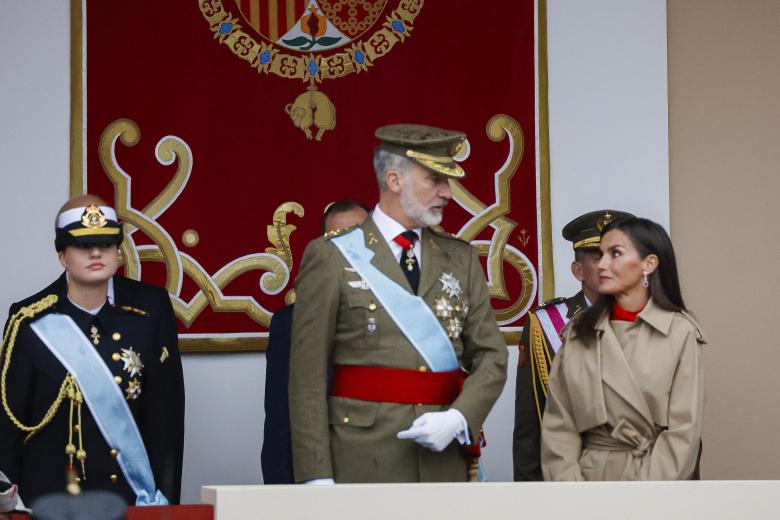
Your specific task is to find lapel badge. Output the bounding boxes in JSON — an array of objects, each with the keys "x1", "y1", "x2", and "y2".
[
  {"x1": 367, "y1": 232, "x2": 379, "y2": 245},
  {"x1": 89, "y1": 325, "x2": 100, "y2": 345},
  {"x1": 120, "y1": 347, "x2": 144, "y2": 377},
  {"x1": 160, "y1": 346, "x2": 169, "y2": 364},
  {"x1": 125, "y1": 378, "x2": 142, "y2": 401},
  {"x1": 348, "y1": 280, "x2": 370, "y2": 290},
  {"x1": 429, "y1": 238, "x2": 440, "y2": 252},
  {"x1": 81, "y1": 204, "x2": 108, "y2": 229},
  {"x1": 367, "y1": 317, "x2": 377, "y2": 334},
  {"x1": 439, "y1": 273, "x2": 462, "y2": 298}
]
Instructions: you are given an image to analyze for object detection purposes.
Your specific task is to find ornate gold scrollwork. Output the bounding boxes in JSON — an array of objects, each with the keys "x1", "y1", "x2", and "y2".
[
  {"x1": 450, "y1": 114, "x2": 537, "y2": 325},
  {"x1": 98, "y1": 119, "x2": 303, "y2": 341}
]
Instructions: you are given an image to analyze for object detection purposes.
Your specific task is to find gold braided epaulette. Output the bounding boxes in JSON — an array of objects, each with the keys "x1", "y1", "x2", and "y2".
[
  {"x1": 323, "y1": 225, "x2": 359, "y2": 239},
  {"x1": 429, "y1": 226, "x2": 468, "y2": 243}
]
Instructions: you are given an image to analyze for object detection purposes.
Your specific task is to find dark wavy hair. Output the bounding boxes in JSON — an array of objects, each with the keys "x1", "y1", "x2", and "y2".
[{"x1": 572, "y1": 216, "x2": 687, "y2": 344}]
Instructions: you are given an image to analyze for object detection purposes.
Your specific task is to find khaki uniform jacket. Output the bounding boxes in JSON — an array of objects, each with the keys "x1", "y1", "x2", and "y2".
[
  {"x1": 289, "y1": 217, "x2": 507, "y2": 483},
  {"x1": 541, "y1": 298, "x2": 705, "y2": 481},
  {"x1": 513, "y1": 291, "x2": 586, "y2": 481}
]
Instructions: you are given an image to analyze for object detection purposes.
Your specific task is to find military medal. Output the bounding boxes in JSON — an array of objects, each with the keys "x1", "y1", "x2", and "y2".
[
  {"x1": 367, "y1": 317, "x2": 377, "y2": 334},
  {"x1": 434, "y1": 296, "x2": 453, "y2": 319},
  {"x1": 439, "y1": 273, "x2": 462, "y2": 298},
  {"x1": 125, "y1": 378, "x2": 142, "y2": 401},
  {"x1": 120, "y1": 347, "x2": 144, "y2": 377},
  {"x1": 404, "y1": 249, "x2": 416, "y2": 271},
  {"x1": 89, "y1": 325, "x2": 100, "y2": 345},
  {"x1": 446, "y1": 318, "x2": 463, "y2": 339}
]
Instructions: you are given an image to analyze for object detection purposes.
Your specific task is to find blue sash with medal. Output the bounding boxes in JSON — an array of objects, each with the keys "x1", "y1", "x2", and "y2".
[
  {"x1": 29, "y1": 313, "x2": 168, "y2": 506},
  {"x1": 331, "y1": 228, "x2": 459, "y2": 372}
]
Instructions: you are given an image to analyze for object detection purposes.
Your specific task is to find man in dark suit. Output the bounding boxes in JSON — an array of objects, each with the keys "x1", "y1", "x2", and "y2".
[
  {"x1": 261, "y1": 200, "x2": 368, "y2": 484},
  {"x1": 0, "y1": 195, "x2": 184, "y2": 507}
]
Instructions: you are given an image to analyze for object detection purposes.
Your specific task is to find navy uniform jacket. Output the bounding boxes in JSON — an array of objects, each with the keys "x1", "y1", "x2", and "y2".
[
  {"x1": 0, "y1": 273, "x2": 184, "y2": 505},
  {"x1": 261, "y1": 304, "x2": 294, "y2": 484}
]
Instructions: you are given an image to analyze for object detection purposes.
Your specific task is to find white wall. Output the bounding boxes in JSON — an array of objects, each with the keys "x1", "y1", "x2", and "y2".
[{"x1": 0, "y1": 0, "x2": 669, "y2": 504}]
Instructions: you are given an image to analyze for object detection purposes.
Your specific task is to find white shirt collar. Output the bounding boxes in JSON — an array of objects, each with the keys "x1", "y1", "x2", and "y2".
[
  {"x1": 371, "y1": 205, "x2": 423, "y2": 266},
  {"x1": 372, "y1": 204, "x2": 421, "y2": 244},
  {"x1": 65, "y1": 273, "x2": 115, "y2": 315}
]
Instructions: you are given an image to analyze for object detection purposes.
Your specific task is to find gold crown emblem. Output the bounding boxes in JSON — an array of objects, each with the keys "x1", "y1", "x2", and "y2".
[
  {"x1": 596, "y1": 212, "x2": 613, "y2": 232},
  {"x1": 81, "y1": 205, "x2": 108, "y2": 229}
]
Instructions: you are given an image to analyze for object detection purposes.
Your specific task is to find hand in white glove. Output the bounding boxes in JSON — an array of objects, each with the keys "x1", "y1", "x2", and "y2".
[
  {"x1": 0, "y1": 478, "x2": 19, "y2": 513},
  {"x1": 304, "y1": 478, "x2": 335, "y2": 485},
  {"x1": 396, "y1": 409, "x2": 468, "y2": 452}
]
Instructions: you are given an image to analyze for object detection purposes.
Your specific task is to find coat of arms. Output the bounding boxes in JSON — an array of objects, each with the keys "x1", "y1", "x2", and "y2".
[{"x1": 200, "y1": 0, "x2": 423, "y2": 140}]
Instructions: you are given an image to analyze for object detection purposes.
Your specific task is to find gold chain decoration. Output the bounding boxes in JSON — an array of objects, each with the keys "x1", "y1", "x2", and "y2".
[{"x1": 0, "y1": 295, "x2": 75, "y2": 442}]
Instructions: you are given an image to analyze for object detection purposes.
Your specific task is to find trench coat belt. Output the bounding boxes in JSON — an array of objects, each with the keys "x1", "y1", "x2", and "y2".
[
  {"x1": 331, "y1": 365, "x2": 465, "y2": 405},
  {"x1": 583, "y1": 419, "x2": 657, "y2": 457}
]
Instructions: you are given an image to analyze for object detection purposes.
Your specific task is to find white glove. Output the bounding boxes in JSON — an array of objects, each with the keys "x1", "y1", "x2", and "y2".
[
  {"x1": 396, "y1": 409, "x2": 469, "y2": 452},
  {"x1": 0, "y1": 471, "x2": 19, "y2": 513},
  {"x1": 304, "y1": 478, "x2": 335, "y2": 485}
]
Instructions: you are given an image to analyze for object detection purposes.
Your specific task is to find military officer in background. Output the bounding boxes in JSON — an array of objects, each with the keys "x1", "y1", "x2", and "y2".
[
  {"x1": 289, "y1": 124, "x2": 508, "y2": 484},
  {"x1": 0, "y1": 195, "x2": 184, "y2": 508},
  {"x1": 513, "y1": 209, "x2": 633, "y2": 481},
  {"x1": 262, "y1": 199, "x2": 369, "y2": 484}
]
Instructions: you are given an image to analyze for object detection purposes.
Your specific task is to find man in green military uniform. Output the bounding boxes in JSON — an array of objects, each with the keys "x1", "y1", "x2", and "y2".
[
  {"x1": 289, "y1": 124, "x2": 508, "y2": 484},
  {"x1": 513, "y1": 209, "x2": 633, "y2": 481}
]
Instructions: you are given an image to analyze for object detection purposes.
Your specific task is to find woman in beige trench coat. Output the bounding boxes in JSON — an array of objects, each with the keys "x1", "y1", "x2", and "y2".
[{"x1": 541, "y1": 216, "x2": 705, "y2": 481}]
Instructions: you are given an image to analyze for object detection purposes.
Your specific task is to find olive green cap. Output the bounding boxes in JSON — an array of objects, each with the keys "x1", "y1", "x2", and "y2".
[
  {"x1": 374, "y1": 123, "x2": 467, "y2": 178},
  {"x1": 562, "y1": 209, "x2": 635, "y2": 250}
]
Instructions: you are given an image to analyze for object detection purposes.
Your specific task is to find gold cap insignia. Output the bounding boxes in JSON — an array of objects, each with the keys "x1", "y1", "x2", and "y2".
[
  {"x1": 81, "y1": 205, "x2": 108, "y2": 229},
  {"x1": 595, "y1": 212, "x2": 613, "y2": 232}
]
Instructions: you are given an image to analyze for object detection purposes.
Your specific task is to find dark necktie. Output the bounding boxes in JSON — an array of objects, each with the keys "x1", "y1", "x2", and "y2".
[{"x1": 393, "y1": 230, "x2": 420, "y2": 294}]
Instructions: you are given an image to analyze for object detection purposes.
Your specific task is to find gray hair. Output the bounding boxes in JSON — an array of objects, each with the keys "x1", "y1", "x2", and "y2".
[{"x1": 373, "y1": 148, "x2": 411, "y2": 192}]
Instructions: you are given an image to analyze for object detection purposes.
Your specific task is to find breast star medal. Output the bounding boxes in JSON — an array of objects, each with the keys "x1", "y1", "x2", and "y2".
[
  {"x1": 434, "y1": 296, "x2": 454, "y2": 319},
  {"x1": 120, "y1": 347, "x2": 144, "y2": 377},
  {"x1": 439, "y1": 273, "x2": 462, "y2": 298}
]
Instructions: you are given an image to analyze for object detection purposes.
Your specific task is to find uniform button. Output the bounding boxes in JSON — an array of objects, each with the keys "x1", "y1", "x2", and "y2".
[
  {"x1": 110, "y1": 474, "x2": 118, "y2": 483},
  {"x1": 112, "y1": 332, "x2": 121, "y2": 341},
  {"x1": 112, "y1": 353, "x2": 121, "y2": 361},
  {"x1": 73, "y1": 425, "x2": 80, "y2": 433},
  {"x1": 114, "y1": 376, "x2": 122, "y2": 385},
  {"x1": 110, "y1": 449, "x2": 119, "y2": 458},
  {"x1": 342, "y1": 416, "x2": 350, "y2": 424},
  {"x1": 419, "y1": 366, "x2": 428, "y2": 372},
  {"x1": 416, "y1": 403, "x2": 423, "y2": 407},
  {"x1": 368, "y1": 303, "x2": 377, "y2": 311}
]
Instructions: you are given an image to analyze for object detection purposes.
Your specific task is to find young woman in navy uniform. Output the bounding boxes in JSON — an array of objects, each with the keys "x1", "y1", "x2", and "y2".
[{"x1": 0, "y1": 195, "x2": 184, "y2": 507}]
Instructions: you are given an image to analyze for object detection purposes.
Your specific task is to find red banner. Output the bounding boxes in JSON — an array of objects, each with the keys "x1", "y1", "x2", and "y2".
[{"x1": 71, "y1": 0, "x2": 552, "y2": 351}]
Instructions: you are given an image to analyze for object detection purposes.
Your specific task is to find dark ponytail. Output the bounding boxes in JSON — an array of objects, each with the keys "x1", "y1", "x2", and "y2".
[{"x1": 572, "y1": 217, "x2": 687, "y2": 344}]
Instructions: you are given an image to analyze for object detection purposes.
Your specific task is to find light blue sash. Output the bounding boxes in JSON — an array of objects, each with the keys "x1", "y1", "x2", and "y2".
[
  {"x1": 30, "y1": 313, "x2": 168, "y2": 506},
  {"x1": 331, "y1": 228, "x2": 458, "y2": 372}
]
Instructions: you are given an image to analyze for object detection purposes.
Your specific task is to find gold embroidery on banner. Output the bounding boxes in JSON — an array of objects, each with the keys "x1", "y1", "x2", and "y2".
[
  {"x1": 98, "y1": 119, "x2": 304, "y2": 337},
  {"x1": 450, "y1": 114, "x2": 536, "y2": 324}
]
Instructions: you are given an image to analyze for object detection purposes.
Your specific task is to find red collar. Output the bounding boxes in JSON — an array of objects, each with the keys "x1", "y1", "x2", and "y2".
[{"x1": 611, "y1": 303, "x2": 642, "y2": 322}]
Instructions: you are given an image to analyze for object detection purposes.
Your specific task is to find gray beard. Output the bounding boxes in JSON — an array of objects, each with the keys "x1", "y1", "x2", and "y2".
[{"x1": 400, "y1": 185, "x2": 443, "y2": 227}]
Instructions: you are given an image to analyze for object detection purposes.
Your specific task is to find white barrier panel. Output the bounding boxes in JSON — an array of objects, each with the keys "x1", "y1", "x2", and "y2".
[{"x1": 203, "y1": 481, "x2": 780, "y2": 520}]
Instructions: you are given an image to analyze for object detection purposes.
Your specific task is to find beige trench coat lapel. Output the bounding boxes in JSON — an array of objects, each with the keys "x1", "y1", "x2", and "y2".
[{"x1": 595, "y1": 313, "x2": 655, "y2": 428}]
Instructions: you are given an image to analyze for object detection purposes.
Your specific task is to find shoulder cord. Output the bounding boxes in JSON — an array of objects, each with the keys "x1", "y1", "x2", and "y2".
[{"x1": 0, "y1": 295, "x2": 80, "y2": 443}]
